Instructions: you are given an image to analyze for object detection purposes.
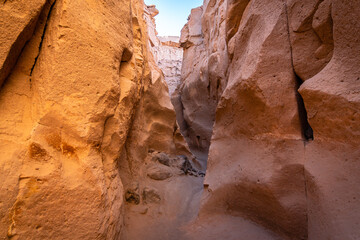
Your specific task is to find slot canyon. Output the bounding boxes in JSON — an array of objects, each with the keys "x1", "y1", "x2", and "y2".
[{"x1": 0, "y1": 0, "x2": 359, "y2": 239}]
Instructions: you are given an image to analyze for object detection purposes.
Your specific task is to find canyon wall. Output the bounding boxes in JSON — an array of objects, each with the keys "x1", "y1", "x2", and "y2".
[
  {"x1": 1, "y1": 0, "x2": 359, "y2": 239},
  {"x1": 156, "y1": 36, "x2": 182, "y2": 95},
  {"x1": 0, "y1": 0, "x2": 189, "y2": 239},
  {"x1": 178, "y1": 0, "x2": 360, "y2": 239},
  {"x1": 172, "y1": 6, "x2": 216, "y2": 164},
  {"x1": 145, "y1": 6, "x2": 183, "y2": 95}
]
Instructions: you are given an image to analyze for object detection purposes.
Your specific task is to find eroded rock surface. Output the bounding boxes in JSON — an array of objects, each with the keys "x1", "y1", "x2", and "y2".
[
  {"x1": 172, "y1": 7, "x2": 215, "y2": 166},
  {"x1": 0, "y1": 0, "x2": 47, "y2": 88},
  {"x1": 0, "y1": 0, "x2": 190, "y2": 239},
  {"x1": 1, "y1": 0, "x2": 359, "y2": 239},
  {"x1": 176, "y1": 0, "x2": 360, "y2": 240},
  {"x1": 299, "y1": 1, "x2": 360, "y2": 239}
]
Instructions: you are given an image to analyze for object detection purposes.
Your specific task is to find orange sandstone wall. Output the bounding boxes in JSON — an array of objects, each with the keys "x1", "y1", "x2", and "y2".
[{"x1": 0, "y1": 0, "x2": 188, "y2": 239}]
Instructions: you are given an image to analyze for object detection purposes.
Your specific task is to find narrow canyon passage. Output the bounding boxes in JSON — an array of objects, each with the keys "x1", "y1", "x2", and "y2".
[
  {"x1": 124, "y1": 2, "x2": 308, "y2": 240},
  {"x1": 0, "y1": 0, "x2": 359, "y2": 240},
  {"x1": 123, "y1": 1, "x2": 360, "y2": 240},
  {"x1": 120, "y1": 7, "x2": 208, "y2": 239}
]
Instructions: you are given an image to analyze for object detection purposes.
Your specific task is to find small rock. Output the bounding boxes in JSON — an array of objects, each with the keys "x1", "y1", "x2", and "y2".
[
  {"x1": 179, "y1": 156, "x2": 190, "y2": 172},
  {"x1": 143, "y1": 187, "x2": 161, "y2": 203},
  {"x1": 125, "y1": 190, "x2": 140, "y2": 205},
  {"x1": 147, "y1": 166, "x2": 173, "y2": 180},
  {"x1": 153, "y1": 152, "x2": 171, "y2": 166},
  {"x1": 125, "y1": 183, "x2": 140, "y2": 204}
]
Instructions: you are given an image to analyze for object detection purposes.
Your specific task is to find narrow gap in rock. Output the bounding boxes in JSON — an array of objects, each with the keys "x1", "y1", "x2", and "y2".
[
  {"x1": 284, "y1": 1, "x2": 314, "y2": 142},
  {"x1": 294, "y1": 73, "x2": 314, "y2": 141},
  {"x1": 30, "y1": 0, "x2": 57, "y2": 77}
]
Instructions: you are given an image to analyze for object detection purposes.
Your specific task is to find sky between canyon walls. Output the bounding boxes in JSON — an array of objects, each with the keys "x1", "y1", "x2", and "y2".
[{"x1": 145, "y1": 0, "x2": 203, "y2": 36}]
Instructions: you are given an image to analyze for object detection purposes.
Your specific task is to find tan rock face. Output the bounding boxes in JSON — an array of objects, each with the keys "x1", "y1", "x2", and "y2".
[
  {"x1": 286, "y1": 0, "x2": 334, "y2": 81},
  {"x1": 299, "y1": 1, "x2": 360, "y2": 239},
  {"x1": 201, "y1": 1, "x2": 307, "y2": 239},
  {"x1": 176, "y1": 0, "x2": 360, "y2": 239},
  {"x1": 0, "y1": 0, "x2": 189, "y2": 239},
  {"x1": 0, "y1": 0, "x2": 47, "y2": 87}
]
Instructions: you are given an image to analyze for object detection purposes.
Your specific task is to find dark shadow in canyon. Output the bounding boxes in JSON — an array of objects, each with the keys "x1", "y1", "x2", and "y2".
[{"x1": 294, "y1": 73, "x2": 314, "y2": 141}]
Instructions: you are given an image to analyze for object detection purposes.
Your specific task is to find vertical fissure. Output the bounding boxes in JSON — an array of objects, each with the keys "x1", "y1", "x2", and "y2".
[
  {"x1": 284, "y1": 3, "x2": 311, "y2": 239},
  {"x1": 29, "y1": 0, "x2": 57, "y2": 77},
  {"x1": 294, "y1": 73, "x2": 314, "y2": 141},
  {"x1": 284, "y1": 1, "x2": 314, "y2": 142}
]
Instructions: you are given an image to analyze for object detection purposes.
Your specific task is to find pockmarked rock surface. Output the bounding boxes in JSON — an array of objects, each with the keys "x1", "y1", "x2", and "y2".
[
  {"x1": 0, "y1": 0, "x2": 190, "y2": 239},
  {"x1": 175, "y1": 0, "x2": 360, "y2": 240}
]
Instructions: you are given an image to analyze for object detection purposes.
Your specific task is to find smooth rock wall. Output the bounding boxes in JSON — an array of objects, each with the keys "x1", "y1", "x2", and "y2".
[{"x1": 177, "y1": 0, "x2": 360, "y2": 239}]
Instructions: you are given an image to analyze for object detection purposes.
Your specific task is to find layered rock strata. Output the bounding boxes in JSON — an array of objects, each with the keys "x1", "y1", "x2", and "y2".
[
  {"x1": 0, "y1": 0, "x2": 189, "y2": 239},
  {"x1": 177, "y1": 0, "x2": 360, "y2": 239}
]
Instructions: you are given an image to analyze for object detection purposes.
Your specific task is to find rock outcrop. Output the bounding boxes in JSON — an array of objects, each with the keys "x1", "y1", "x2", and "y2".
[
  {"x1": 177, "y1": 0, "x2": 360, "y2": 239},
  {"x1": 0, "y1": 0, "x2": 47, "y2": 88},
  {"x1": 0, "y1": 0, "x2": 189, "y2": 239}
]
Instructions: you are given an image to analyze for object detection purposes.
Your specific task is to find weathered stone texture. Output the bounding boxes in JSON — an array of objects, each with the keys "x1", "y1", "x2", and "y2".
[
  {"x1": 177, "y1": 0, "x2": 360, "y2": 239},
  {"x1": 0, "y1": 0, "x2": 188, "y2": 239}
]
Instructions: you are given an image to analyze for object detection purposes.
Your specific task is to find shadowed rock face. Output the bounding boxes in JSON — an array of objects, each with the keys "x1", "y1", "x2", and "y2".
[
  {"x1": 0, "y1": 0, "x2": 47, "y2": 88},
  {"x1": 0, "y1": 0, "x2": 190, "y2": 239},
  {"x1": 173, "y1": 5, "x2": 224, "y2": 164},
  {"x1": 175, "y1": 0, "x2": 360, "y2": 239}
]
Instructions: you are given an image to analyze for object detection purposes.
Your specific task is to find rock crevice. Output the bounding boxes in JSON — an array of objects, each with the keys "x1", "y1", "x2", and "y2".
[{"x1": 30, "y1": 0, "x2": 57, "y2": 78}]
